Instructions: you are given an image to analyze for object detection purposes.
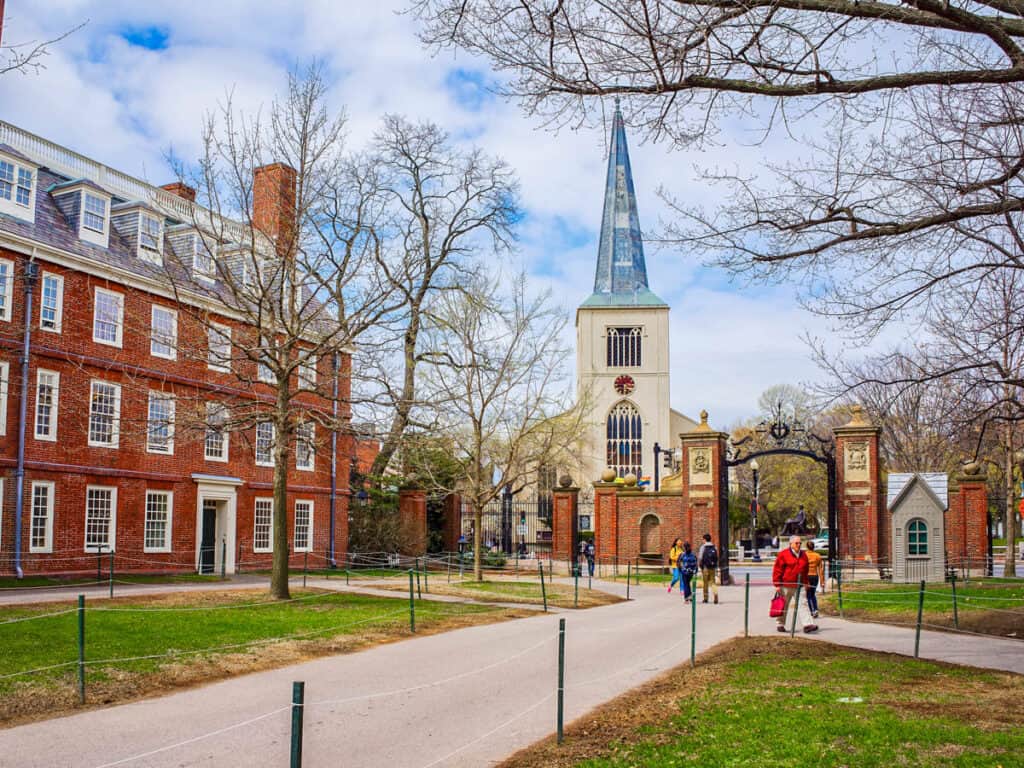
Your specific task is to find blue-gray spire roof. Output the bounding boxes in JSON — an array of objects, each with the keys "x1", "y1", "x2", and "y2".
[{"x1": 582, "y1": 103, "x2": 666, "y2": 309}]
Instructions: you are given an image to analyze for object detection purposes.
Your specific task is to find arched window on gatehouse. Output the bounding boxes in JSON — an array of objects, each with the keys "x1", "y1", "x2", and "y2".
[
  {"x1": 640, "y1": 513, "x2": 661, "y2": 554},
  {"x1": 907, "y1": 518, "x2": 929, "y2": 556},
  {"x1": 606, "y1": 401, "x2": 642, "y2": 479}
]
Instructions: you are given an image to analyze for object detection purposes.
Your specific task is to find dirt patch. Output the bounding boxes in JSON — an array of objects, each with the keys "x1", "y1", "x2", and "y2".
[
  {"x1": 497, "y1": 637, "x2": 1024, "y2": 768},
  {"x1": 823, "y1": 604, "x2": 1024, "y2": 638},
  {"x1": 0, "y1": 599, "x2": 532, "y2": 729}
]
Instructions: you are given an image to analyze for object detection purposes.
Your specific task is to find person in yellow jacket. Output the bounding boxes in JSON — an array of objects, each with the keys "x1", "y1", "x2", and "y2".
[
  {"x1": 667, "y1": 538, "x2": 685, "y2": 594},
  {"x1": 804, "y1": 541, "x2": 826, "y2": 618}
]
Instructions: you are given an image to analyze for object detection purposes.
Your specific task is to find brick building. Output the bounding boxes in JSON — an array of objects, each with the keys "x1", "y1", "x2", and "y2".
[{"x1": 0, "y1": 121, "x2": 351, "y2": 577}]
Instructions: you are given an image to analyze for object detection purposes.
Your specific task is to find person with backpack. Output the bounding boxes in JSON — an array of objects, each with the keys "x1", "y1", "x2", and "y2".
[
  {"x1": 667, "y1": 538, "x2": 685, "y2": 594},
  {"x1": 678, "y1": 541, "x2": 698, "y2": 603},
  {"x1": 696, "y1": 533, "x2": 719, "y2": 604},
  {"x1": 585, "y1": 540, "x2": 596, "y2": 578}
]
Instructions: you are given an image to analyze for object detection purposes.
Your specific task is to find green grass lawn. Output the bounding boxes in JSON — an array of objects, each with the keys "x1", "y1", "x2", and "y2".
[
  {"x1": 503, "y1": 638, "x2": 1024, "y2": 768},
  {"x1": 0, "y1": 573, "x2": 223, "y2": 590},
  {"x1": 0, "y1": 589, "x2": 504, "y2": 722}
]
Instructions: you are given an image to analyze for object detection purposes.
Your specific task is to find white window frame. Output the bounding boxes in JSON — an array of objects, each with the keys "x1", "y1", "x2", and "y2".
[
  {"x1": 39, "y1": 272, "x2": 63, "y2": 333},
  {"x1": 92, "y1": 287, "x2": 124, "y2": 347},
  {"x1": 29, "y1": 481, "x2": 54, "y2": 553},
  {"x1": 146, "y1": 391, "x2": 175, "y2": 455},
  {"x1": 139, "y1": 214, "x2": 162, "y2": 253},
  {"x1": 255, "y1": 422, "x2": 275, "y2": 467},
  {"x1": 204, "y1": 402, "x2": 229, "y2": 463},
  {"x1": 0, "y1": 360, "x2": 8, "y2": 436},
  {"x1": 0, "y1": 258, "x2": 12, "y2": 322},
  {"x1": 16, "y1": 167, "x2": 32, "y2": 207},
  {"x1": 294, "y1": 500, "x2": 313, "y2": 552},
  {"x1": 298, "y1": 354, "x2": 317, "y2": 390},
  {"x1": 34, "y1": 369, "x2": 59, "y2": 441},
  {"x1": 258, "y1": 335, "x2": 275, "y2": 384},
  {"x1": 253, "y1": 498, "x2": 273, "y2": 553},
  {"x1": 295, "y1": 422, "x2": 315, "y2": 472},
  {"x1": 144, "y1": 490, "x2": 173, "y2": 553},
  {"x1": 88, "y1": 380, "x2": 121, "y2": 448},
  {"x1": 208, "y1": 323, "x2": 232, "y2": 372},
  {"x1": 150, "y1": 305, "x2": 178, "y2": 360},
  {"x1": 83, "y1": 192, "x2": 107, "y2": 233},
  {"x1": 84, "y1": 485, "x2": 117, "y2": 552}
]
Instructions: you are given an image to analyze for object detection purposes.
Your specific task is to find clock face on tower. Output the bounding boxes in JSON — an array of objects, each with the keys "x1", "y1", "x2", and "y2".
[{"x1": 614, "y1": 374, "x2": 635, "y2": 395}]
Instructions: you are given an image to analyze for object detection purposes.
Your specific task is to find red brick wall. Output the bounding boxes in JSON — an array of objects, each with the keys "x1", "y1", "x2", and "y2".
[
  {"x1": 253, "y1": 163, "x2": 297, "y2": 246},
  {"x1": 834, "y1": 429, "x2": 883, "y2": 563},
  {"x1": 441, "y1": 493, "x2": 461, "y2": 553},
  {"x1": 615, "y1": 492, "x2": 685, "y2": 565},
  {"x1": 946, "y1": 479, "x2": 988, "y2": 568},
  {"x1": 551, "y1": 487, "x2": 578, "y2": 562},
  {"x1": 0, "y1": 250, "x2": 352, "y2": 575},
  {"x1": 593, "y1": 484, "x2": 619, "y2": 562},
  {"x1": 399, "y1": 489, "x2": 427, "y2": 555}
]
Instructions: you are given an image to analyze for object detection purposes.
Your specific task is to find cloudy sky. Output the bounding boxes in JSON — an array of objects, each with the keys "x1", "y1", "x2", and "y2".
[{"x1": 3, "y1": 1, "x2": 863, "y2": 425}]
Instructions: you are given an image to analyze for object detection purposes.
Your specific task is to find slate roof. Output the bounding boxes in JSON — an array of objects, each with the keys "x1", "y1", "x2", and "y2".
[
  {"x1": 583, "y1": 103, "x2": 666, "y2": 309},
  {"x1": 887, "y1": 472, "x2": 949, "y2": 509}
]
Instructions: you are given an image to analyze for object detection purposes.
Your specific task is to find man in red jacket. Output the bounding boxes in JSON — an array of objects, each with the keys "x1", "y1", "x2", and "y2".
[{"x1": 772, "y1": 535, "x2": 818, "y2": 633}]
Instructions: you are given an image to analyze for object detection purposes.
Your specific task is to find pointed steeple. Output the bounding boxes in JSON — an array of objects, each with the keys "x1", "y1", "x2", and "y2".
[{"x1": 584, "y1": 101, "x2": 665, "y2": 308}]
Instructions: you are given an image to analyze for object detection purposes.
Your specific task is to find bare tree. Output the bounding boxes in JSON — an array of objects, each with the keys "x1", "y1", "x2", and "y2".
[
  {"x1": 1, "y1": 3, "x2": 83, "y2": 76},
  {"x1": 357, "y1": 115, "x2": 519, "y2": 479},
  {"x1": 162, "y1": 65, "x2": 401, "y2": 598},
  {"x1": 418, "y1": 272, "x2": 583, "y2": 580}
]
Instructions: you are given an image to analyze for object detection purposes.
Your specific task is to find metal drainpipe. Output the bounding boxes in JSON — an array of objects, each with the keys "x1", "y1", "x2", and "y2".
[
  {"x1": 328, "y1": 351, "x2": 340, "y2": 567},
  {"x1": 13, "y1": 261, "x2": 39, "y2": 579}
]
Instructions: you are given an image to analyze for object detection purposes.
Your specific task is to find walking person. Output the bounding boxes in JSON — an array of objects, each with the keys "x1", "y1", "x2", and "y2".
[
  {"x1": 804, "y1": 541, "x2": 825, "y2": 618},
  {"x1": 696, "y1": 533, "x2": 719, "y2": 604},
  {"x1": 667, "y1": 538, "x2": 685, "y2": 593},
  {"x1": 772, "y1": 534, "x2": 818, "y2": 633},
  {"x1": 585, "y1": 540, "x2": 596, "y2": 578},
  {"x1": 678, "y1": 541, "x2": 698, "y2": 603}
]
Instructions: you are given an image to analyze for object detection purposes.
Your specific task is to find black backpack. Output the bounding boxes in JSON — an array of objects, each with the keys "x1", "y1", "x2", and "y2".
[{"x1": 701, "y1": 544, "x2": 718, "y2": 569}]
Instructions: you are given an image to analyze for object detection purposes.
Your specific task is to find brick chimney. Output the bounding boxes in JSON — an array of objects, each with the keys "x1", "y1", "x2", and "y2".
[
  {"x1": 160, "y1": 181, "x2": 197, "y2": 202},
  {"x1": 253, "y1": 163, "x2": 297, "y2": 250}
]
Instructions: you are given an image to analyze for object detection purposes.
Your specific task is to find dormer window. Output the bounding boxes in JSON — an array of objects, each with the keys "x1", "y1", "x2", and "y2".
[
  {"x1": 194, "y1": 246, "x2": 216, "y2": 280},
  {"x1": 140, "y1": 215, "x2": 162, "y2": 251},
  {"x1": 83, "y1": 193, "x2": 106, "y2": 232},
  {"x1": 0, "y1": 152, "x2": 37, "y2": 223}
]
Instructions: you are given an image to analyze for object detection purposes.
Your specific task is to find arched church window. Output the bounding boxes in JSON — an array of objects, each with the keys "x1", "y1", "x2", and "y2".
[
  {"x1": 606, "y1": 401, "x2": 642, "y2": 479},
  {"x1": 907, "y1": 518, "x2": 928, "y2": 556},
  {"x1": 607, "y1": 326, "x2": 642, "y2": 367}
]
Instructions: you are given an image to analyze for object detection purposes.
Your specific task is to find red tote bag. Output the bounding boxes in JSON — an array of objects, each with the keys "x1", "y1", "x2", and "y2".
[{"x1": 769, "y1": 591, "x2": 785, "y2": 618}]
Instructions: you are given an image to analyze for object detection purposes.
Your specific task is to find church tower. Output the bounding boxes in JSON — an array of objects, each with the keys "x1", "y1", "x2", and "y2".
[{"x1": 576, "y1": 104, "x2": 679, "y2": 486}]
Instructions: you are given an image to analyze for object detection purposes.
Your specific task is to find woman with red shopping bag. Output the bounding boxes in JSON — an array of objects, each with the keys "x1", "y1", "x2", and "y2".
[{"x1": 771, "y1": 535, "x2": 818, "y2": 633}]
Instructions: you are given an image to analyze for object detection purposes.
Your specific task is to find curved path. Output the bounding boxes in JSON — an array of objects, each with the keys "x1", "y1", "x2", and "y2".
[{"x1": 1, "y1": 578, "x2": 1020, "y2": 768}]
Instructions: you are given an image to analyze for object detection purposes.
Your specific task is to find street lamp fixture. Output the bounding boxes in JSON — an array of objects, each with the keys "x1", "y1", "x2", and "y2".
[{"x1": 750, "y1": 459, "x2": 762, "y2": 563}]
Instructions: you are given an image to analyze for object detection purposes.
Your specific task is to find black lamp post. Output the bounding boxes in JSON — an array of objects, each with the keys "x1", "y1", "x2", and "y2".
[{"x1": 751, "y1": 459, "x2": 762, "y2": 563}]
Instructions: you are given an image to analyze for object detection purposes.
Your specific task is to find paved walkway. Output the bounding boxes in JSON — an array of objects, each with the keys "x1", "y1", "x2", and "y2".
[{"x1": 1, "y1": 579, "x2": 1021, "y2": 767}]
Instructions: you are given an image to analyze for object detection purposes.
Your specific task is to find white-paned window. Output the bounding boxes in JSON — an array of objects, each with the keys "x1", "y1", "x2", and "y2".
[
  {"x1": 146, "y1": 391, "x2": 175, "y2": 454},
  {"x1": 254, "y1": 498, "x2": 273, "y2": 553},
  {"x1": 150, "y1": 306, "x2": 178, "y2": 359},
  {"x1": 606, "y1": 326, "x2": 643, "y2": 368},
  {"x1": 16, "y1": 168, "x2": 32, "y2": 207},
  {"x1": 88, "y1": 380, "x2": 121, "y2": 447},
  {"x1": 30, "y1": 481, "x2": 54, "y2": 553},
  {"x1": 298, "y1": 355, "x2": 317, "y2": 389},
  {"x1": 204, "y1": 402, "x2": 229, "y2": 462},
  {"x1": 0, "y1": 360, "x2": 7, "y2": 436},
  {"x1": 34, "y1": 369, "x2": 59, "y2": 441},
  {"x1": 194, "y1": 245, "x2": 216, "y2": 279},
  {"x1": 83, "y1": 193, "x2": 107, "y2": 232},
  {"x1": 84, "y1": 486, "x2": 117, "y2": 551},
  {"x1": 294, "y1": 500, "x2": 313, "y2": 552},
  {"x1": 0, "y1": 258, "x2": 11, "y2": 322},
  {"x1": 258, "y1": 336, "x2": 275, "y2": 383},
  {"x1": 208, "y1": 323, "x2": 231, "y2": 372},
  {"x1": 140, "y1": 215, "x2": 162, "y2": 251},
  {"x1": 255, "y1": 422, "x2": 275, "y2": 466},
  {"x1": 0, "y1": 160, "x2": 13, "y2": 200},
  {"x1": 295, "y1": 422, "x2": 314, "y2": 471},
  {"x1": 39, "y1": 273, "x2": 63, "y2": 332},
  {"x1": 144, "y1": 491, "x2": 173, "y2": 552},
  {"x1": 93, "y1": 288, "x2": 123, "y2": 347},
  {"x1": 1, "y1": 161, "x2": 33, "y2": 207}
]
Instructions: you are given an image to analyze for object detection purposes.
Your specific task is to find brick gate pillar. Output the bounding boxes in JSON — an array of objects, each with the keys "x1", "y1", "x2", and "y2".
[
  {"x1": 834, "y1": 406, "x2": 884, "y2": 564},
  {"x1": 680, "y1": 410, "x2": 731, "y2": 580},
  {"x1": 946, "y1": 467, "x2": 988, "y2": 572},
  {"x1": 399, "y1": 488, "x2": 427, "y2": 556},
  {"x1": 441, "y1": 493, "x2": 462, "y2": 553},
  {"x1": 552, "y1": 476, "x2": 580, "y2": 567},
  {"x1": 593, "y1": 470, "x2": 620, "y2": 564}
]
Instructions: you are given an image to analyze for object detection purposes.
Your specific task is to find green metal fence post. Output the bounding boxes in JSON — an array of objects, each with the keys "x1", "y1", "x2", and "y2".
[
  {"x1": 557, "y1": 617, "x2": 565, "y2": 745},
  {"x1": 416, "y1": 564, "x2": 422, "y2": 600},
  {"x1": 790, "y1": 576, "x2": 803, "y2": 637},
  {"x1": 626, "y1": 561, "x2": 631, "y2": 601},
  {"x1": 108, "y1": 550, "x2": 114, "y2": 599},
  {"x1": 951, "y1": 572, "x2": 959, "y2": 629},
  {"x1": 635, "y1": 557, "x2": 640, "y2": 585},
  {"x1": 837, "y1": 569, "x2": 844, "y2": 619},
  {"x1": 744, "y1": 573, "x2": 750, "y2": 638},
  {"x1": 447, "y1": 553, "x2": 452, "y2": 584},
  {"x1": 914, "y1": 579, "x2": 925, "y2": 658},
  {"x1": 690, "y1": 574, "x2": 697, "y2": 668},
  {"x1": 539, "y1": 560, "x2": 548, "y2": 612},
  {"x1": 77, "y1": 594, "x2": 85, "y2": 704},
  {"x1": 290, "y1": 681, "x2": 305, "y2": 768},
  {"x1": 345, "y1": 568, "x2": 350, "y2": 585},
  {"x1": 424, "y1": 561, "x2": 429, "y2": 593},
  {"x1": 409, "y1": 570, "x2": 416, "y2": 633},
  {"x1": 221, "y1": 538, "x2": 227, "y2": 580},
  {"x1": 96, "y1": 547, "x2": 102, "y2": 584},
  {"x1": 303, "y1": 551, "x2": 308, "y2": 588},
  {"x1": 574, "y1": 568, "x2": 579, "y2": 608}
]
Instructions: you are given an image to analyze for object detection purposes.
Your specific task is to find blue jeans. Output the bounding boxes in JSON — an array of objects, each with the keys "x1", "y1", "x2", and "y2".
[
  {"x1": 669, "y1": 567, "x2": 683, "y2": 592},
  {"x1": 681, "y1": 571, "x2": 695, "y2": 599},
  {"x1": 806, "y1": 576, "x2": 819, "y2": 614}
]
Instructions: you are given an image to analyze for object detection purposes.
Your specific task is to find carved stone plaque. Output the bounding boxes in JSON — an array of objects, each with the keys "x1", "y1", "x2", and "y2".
[
  {"x1": 845, "y1": 441, "x2": 870, "y2": 482},
  {"x1": 689, "y1": 447, "x2": 712, "y2": 485}
]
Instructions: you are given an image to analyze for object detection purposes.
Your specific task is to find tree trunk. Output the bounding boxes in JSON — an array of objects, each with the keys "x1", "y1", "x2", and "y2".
[
  {"x1": 370, "y1": 311, "x2": 422, "y2": 479},
  {"x1": 270, "y1": 407, "x2": 292, "y2": 599},
  {"x1": 1006, "y1": 441, "x2": 1018, "y2": 578},
  {"x1": 473, "y1": 505, "x2": 483, "y2": 582}
]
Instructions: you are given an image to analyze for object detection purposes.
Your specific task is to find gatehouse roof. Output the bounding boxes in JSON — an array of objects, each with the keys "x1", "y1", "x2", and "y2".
[{"x1": 582, "y1": 103, "x2": 667, "y2": 310}]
